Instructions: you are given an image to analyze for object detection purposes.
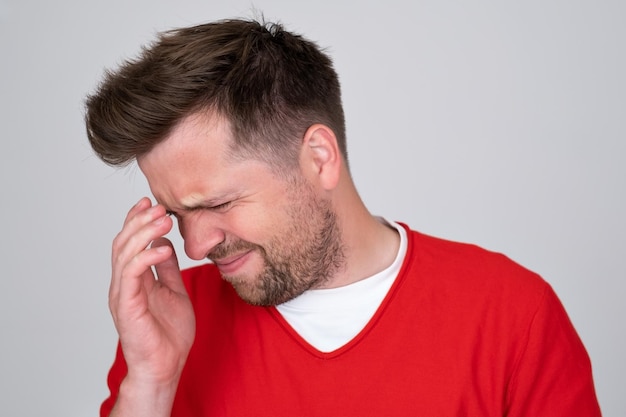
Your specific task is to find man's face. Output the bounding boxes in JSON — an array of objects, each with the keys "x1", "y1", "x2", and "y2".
[{"x1": 137, "y1": 112, "x2": 345, "y2": 305}]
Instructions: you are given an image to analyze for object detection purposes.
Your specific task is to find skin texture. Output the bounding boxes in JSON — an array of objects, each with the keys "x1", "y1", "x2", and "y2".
[
  {"x1": 137, "y1": 113, "x2": 346, "y2": 306},
  {"x1": 108, "y1": 200, "x2": 195, "y2": 417},
  {"x1": 108, "y1": 111, "x2": 400, "y2": 417}
]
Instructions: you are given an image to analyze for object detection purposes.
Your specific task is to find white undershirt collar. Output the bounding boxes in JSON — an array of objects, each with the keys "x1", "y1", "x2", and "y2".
[{"x1": 276, "y1": 219, "x2": 407, "y2": 352}]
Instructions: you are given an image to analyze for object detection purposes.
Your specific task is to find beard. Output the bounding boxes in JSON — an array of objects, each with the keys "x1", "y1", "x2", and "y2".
[{"x1": 207, "y1": 181, "x2": 345, "y2": 306}]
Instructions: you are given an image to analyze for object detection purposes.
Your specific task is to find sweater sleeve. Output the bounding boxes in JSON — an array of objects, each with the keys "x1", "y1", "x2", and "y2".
[
  {"x1": 99, "y1": 342, "x2": 128, "y2": 417},
  {"x1": 505, "y1": 285, "x2": 601, "y2": 416}
]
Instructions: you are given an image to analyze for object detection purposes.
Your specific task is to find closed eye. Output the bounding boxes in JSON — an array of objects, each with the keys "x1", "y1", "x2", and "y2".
[
  {"x1": 208, "y1": 201, "x2": 233, "y2": 212},
  {"x1": 166, "y1": 199, "x2": 235, "y2": 219}
]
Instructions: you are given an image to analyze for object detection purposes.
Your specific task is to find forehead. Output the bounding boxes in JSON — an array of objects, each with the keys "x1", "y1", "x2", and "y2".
[
  {"x1": 136, "y1": 112, "x2": 236, "y2": 199},
  {"x1": 136, "y1": 111, "x2": 283, "y2": 210},
  {"x1": 138, "y1": 111, "x2": 232, "y2": 168}
]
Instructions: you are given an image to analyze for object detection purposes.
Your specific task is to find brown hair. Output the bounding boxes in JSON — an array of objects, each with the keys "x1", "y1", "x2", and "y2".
[{"x1": 84, "y1": 18, "x2": 347, "y2": 171}]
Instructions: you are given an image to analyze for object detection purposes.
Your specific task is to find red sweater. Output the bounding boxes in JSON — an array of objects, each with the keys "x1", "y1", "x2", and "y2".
[{"x1": 101, "y1": 227, "x2": 601, "y2": 416}]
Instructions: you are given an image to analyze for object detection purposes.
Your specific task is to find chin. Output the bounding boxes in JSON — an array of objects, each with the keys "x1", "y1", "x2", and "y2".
[
  {"x1": 224, "y1": 277, "x2": 267, "y2": 306},
  {"x1": 229, "y1": 279, "x2": 302, "y2": 306}
]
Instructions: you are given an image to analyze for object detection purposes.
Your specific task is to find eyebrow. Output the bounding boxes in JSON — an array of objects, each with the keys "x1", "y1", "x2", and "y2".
[
  {"x1": 181, "y1": 199, "x2": 224, "y2": 211},
  {"x1": 165, "y1": 199, "x2": 223, "y2": 217},
  {"x1": 173, "y1": 192, "x2": 239, "y2": 212},
  {"x1": 179, "y1": 192, "x2": 208, "y2": 209}
]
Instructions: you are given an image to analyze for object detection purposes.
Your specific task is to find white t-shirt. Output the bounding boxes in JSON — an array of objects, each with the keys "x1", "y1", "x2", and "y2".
[{"x1": 276, "y1": 220, "x2": 407, "y2": 352}]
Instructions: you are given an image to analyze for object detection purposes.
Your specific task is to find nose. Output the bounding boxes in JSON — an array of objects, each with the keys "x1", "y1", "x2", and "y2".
[{"x1": 178, "y1": 213, "x2": 225, "y2": 260}]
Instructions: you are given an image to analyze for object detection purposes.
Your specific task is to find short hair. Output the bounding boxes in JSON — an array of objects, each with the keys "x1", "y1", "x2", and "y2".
[{"x1": 84, "y1": 18, "x2": 347, "y2": 172}]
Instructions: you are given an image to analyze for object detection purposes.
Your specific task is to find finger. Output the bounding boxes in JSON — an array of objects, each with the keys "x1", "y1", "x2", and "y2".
[
  {"x1": 114, "y1": 204, "x2": 168, "y2": 262},
  {"x1": 123, "y1": 197, "x2": 152, "y2": 227},
  {"x1": 110, "y1": 243, "x2": 175, "y2": 320},
  {"x1": 151, "y1": 238, "x2": 187, "y2": 295},
  {"x1": 120, "y1": 208, "x2": 172, "y2": 259},
  {"x1": 110, "y1": 266, "x2": 154, "y2": 326},
  {"x1": 110, "y1": 212, "x2": 173, "y2": 306}
]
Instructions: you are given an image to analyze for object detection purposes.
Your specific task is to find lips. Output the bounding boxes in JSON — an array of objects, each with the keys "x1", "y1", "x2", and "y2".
[{"x1": 212, "y1": 250, "x2": 252, "y2": 275}]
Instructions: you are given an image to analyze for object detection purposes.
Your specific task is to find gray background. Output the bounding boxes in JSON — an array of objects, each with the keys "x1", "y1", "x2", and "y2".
[{"x1": 1, "y1": 0, "x2": 624, "y2": 415}]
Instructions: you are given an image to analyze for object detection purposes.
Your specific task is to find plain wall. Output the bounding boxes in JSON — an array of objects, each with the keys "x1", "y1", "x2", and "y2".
[{"x1": 1, "y1": 0, "x2": 624, "y2": 415}]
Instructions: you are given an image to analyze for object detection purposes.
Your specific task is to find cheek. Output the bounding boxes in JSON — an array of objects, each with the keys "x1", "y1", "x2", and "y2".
[{"x1": 225, "y1": 206, "x2": 283, "y2": 243}]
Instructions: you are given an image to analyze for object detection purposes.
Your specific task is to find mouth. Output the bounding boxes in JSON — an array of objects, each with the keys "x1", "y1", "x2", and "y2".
[{"x1": 212, "y1": 250, "x2": 253, "y2": 275}]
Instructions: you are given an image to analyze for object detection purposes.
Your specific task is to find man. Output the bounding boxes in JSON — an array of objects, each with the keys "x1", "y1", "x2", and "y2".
[{"x1": 85, "y1": 18, "x2": 601, "y2": 417}]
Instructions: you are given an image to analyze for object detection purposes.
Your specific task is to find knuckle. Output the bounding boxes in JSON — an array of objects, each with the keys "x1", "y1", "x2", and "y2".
[{"x1": 111, "y1": 231, "x2": 125, "y2": 255}]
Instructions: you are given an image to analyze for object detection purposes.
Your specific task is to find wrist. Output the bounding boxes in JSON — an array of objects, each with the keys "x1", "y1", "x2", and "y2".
[{"x1": 112, "y1": 375, "x2": 181, "y2": 417}]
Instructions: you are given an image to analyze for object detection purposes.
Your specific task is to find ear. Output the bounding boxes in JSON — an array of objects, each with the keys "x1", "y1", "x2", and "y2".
[{"x1": 300, "y1": 124, "x2": 342, "y2": 191}]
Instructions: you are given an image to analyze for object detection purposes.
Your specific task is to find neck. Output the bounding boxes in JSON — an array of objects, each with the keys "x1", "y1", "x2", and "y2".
[{"x1": 321, "y1": 175, "x2": 400, "y2": 289}]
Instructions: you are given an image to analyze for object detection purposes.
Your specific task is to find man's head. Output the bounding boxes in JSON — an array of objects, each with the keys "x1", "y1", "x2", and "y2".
[
  {"x1": 85, "y1": 18, "x2": 347, "y2": 174},
  {"x1": 135, "y1": 111, "x2": 346, "y2": 305},
  {"x1": 86, "y1": 19, "x2": 351, "y2": 305}
]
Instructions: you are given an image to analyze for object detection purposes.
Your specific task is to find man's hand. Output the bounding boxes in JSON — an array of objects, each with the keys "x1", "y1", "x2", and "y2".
[{"x1": 108, "y1": 197, "x2": 196, "y2": 417}]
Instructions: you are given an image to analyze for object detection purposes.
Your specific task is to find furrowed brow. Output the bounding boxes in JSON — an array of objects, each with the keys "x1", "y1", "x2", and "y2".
[{"x1": 181, "y1": 197, "x2": 226, "y2": 211}]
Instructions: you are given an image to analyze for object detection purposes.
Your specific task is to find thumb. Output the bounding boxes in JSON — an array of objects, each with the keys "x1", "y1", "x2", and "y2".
[{"x1": 151, "y1": 237, "x2": 186, "y2": 294}]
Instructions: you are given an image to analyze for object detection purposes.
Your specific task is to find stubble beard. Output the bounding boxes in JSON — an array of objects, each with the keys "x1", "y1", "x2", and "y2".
[{"x1": 209, "y1": 186, "x2": 345, "y2": 306}]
